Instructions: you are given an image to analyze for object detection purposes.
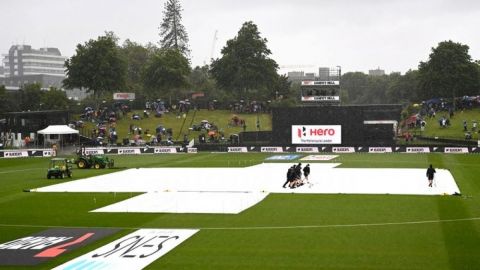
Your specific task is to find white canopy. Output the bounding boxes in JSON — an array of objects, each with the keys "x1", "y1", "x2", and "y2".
[{"x1": 37, "y1": 125, "x2": 79, "y2": 135}]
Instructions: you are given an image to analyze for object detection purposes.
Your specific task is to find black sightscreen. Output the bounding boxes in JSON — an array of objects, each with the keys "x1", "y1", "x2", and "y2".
[{"x1": 272, "y1": 105, "x2": 402, "y2": 146}]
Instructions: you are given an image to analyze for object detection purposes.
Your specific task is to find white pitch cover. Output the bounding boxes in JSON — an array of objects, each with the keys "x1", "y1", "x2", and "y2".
[{"x1": 53, "y1": 229, "x2": 198, "y2": 270}]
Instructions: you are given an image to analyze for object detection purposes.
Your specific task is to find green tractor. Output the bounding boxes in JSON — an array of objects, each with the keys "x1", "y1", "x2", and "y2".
[
  {"x1": 75, "y1": 154, "x2": 114, "y2": 169},
  {"x1": 47, "y1": 158, "x2": 73, "y2": 179}
]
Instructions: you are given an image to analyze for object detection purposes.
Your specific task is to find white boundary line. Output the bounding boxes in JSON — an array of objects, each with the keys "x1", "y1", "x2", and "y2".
[
  {"x1": 0, "y1": 168, "x2": 43, "y2": 174},
  {"x1": 1, "y1": 217, "x2": 480, "y2": 231}
]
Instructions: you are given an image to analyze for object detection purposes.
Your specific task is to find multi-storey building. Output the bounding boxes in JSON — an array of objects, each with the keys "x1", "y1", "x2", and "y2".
[
  {"x1": 368, "y1": 67, "x2": 385, "y2": 76},
  {"x1": 1, "y1": 45, "x2": 66, "y2": 89}
]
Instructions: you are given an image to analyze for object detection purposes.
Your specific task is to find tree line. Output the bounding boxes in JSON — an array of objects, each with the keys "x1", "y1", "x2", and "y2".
[
  {"x1": 341, "y1": 41, "x2": 480, "y2": 105},
  {"x1": 1, "y1": 0, "x2": 479, "y2": 115}
]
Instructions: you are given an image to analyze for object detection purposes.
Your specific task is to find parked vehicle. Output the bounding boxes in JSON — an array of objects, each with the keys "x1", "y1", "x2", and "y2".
[
  {"x1": 47, "y1": 158, "x2": 73, "y2": 179},
  {"x1": 75, "y1": 154, "x2": 114, "y2": 169}
]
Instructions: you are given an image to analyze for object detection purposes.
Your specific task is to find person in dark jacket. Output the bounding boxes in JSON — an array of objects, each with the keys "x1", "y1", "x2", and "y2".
[
  {"x1": 303, "y1": 164, "x2": 311, "y2": 184},
  {"x1": 426, "y1": 164, "x2": 436, "y2": 187},
  {"x1": 282, "y1": 165, "x2": 295, "y2": 188}
]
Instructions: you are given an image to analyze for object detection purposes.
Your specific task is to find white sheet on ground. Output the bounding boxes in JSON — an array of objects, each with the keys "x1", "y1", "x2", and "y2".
[
  {"x1": 92, "y1": 191, "x2": 269, "y2": 214},
  {"x1": 33, "y1": 163, "x2": 460, "y2": 214}
]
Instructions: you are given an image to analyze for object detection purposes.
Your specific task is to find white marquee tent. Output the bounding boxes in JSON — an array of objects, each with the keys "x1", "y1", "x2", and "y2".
[
  {"x1": 37, "y1": 125, "x2": 79, "y2": 135},
  {"x1": 37, "y1": 125, "x2": 79, "y2": 148}
]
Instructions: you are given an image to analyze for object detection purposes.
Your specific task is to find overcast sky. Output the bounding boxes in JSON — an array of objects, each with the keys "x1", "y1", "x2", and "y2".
[{"x1": 2, "y1": 0, "x2": 479, "y2": 75}]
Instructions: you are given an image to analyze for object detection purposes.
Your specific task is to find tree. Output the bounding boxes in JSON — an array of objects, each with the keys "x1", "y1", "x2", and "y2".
[
  {"x1": 120, "y1": 40, "x2": 157, "y2": 95},
  {"x1": 143, "y1": 49, "x2": 190, "y2": 100},
  {"x1": 64, "y1": 32, "x2": 127, "y2": 100},
  {"x1": 418, "y1": 40, "x2": 480, "y2": 101},
  {"x1": 188, "y1": 65, "x2": 222, "y2": 97},
  {"x1": 210, "y1": 21, "x2": 279, "y2": 100},
  {"x1": 364, "y1": 75, "x2": 389, "y2": 104},
  {"x1": 159, "y1": 0, "x2": 190, "y2": 57},
  {"x1": 0, "y1": 86, "x2": 20, "y2": 113},
  {"x1": 19, "y1": 83, "x2": 43, "y2": 111},
  {"x1": 41, "y1": 87, "x2": 70, "y2": 110},
  {"x1": 340, "y1": 72, "x2": 368, "y2": 104},
  {"x1": 385, "y1": 70, "x2": 420, "y2": 103}
]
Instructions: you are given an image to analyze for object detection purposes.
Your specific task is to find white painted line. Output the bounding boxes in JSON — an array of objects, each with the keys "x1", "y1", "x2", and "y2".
[
  {"x1": 1, "y1": 216, "x2": 480, "y2": 231},
  {"x1": 0, "y1": 168, "x2": 43, "y2": 174}
]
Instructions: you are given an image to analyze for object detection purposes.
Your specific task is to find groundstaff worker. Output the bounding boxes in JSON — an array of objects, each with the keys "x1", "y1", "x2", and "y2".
[{"x1": 426, "y1": 164, "x2": 436, "y2": 187}]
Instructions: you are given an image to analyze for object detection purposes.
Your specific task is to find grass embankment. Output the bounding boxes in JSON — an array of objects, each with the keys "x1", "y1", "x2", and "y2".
[
  {"x1": 1, "y1": 153, "x2": 480, "y2": 269},
  {"x1": 412, "y1": 108, "x2": 480, "y2": 141},
  {"x1": 75, "y1": 110, "x2": 272, "y2": 143}
]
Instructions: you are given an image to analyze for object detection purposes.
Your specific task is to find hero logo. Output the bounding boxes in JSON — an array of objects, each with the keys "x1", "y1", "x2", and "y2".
[{"x1": 292, "y1": 125, "x2": 341, "y2": 144}]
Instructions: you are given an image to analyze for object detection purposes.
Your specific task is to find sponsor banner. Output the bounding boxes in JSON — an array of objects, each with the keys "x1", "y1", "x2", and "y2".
[
  {"x1": 295, "y1": 147, "x2": 319, "y2": 153},
  {"x1": 141, "y1": 147, "x2": 155, "y2": 154},
  {"x1": 117, "y1": 148, "x2": 141, "y2": 155},
  {"x1": 3, "y1": 150, "x2": 28, "y2": 158},
  {"x1": 0, "y1": 228, "x2": 118, "y2": 266},
  {"x1": 471, "y1": 147, "x2": 480, "y2": 153},
  {"x1": 27, "y1": 150, "x2": 43, "y2": 157},
  {"x1": 406, "y1": 147, "x2": 430, "y2": 153},
  {"x1": 319, "y1": 146, "x2": 331, "y2": 152},
  {"x1": 53, "y1": 229, "x2": 198, "y2": 270},
  {"x1": 332, "y1": 147, "x2": 355, "y2": 153},
  {"x1": 300, "y1": 155, "x2": 338, "y2": 161},
  {"x1": 260, "y1": 146, "x2": 283, "y2": 153},
  {"x1": 356, "y1": 147, "x2": 369, "y2": 153},
  {"x1": 227, "y1": 147, "x2": 248, "y2": 153},
  {"x1": 301, "y1": 80, "x2": 339, "y2": 86},
  {"x1": 368, "y1": 147, "x2": 393, "y2": 153},
  {"x1": 444, "y1": 147, "x2": 469, "y2": 153},
  {"x1": 301, "y1": 96, "x2": 340, "y2": 102},
  {"x1": 84, "y1": 148, "x2": 105, "y2": 155},
  {"x1": 154, "y1": 147, "x2": 177, "y2": 154},
  {"x1": 43, "y1": 150, "x2": 54, "y2": 157},
  {"x1": 292, "y1": 125, "x2": 341, "y2": 145},
  {"x1": 265, "y1": 155, "x2": 300, "y2": 161},
  {"x1": 113, "y1": 92, "x2": 135, "y2": 100},
  {"x1": 187, "y1": 148, "x2": 198, "y2": 153}
]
